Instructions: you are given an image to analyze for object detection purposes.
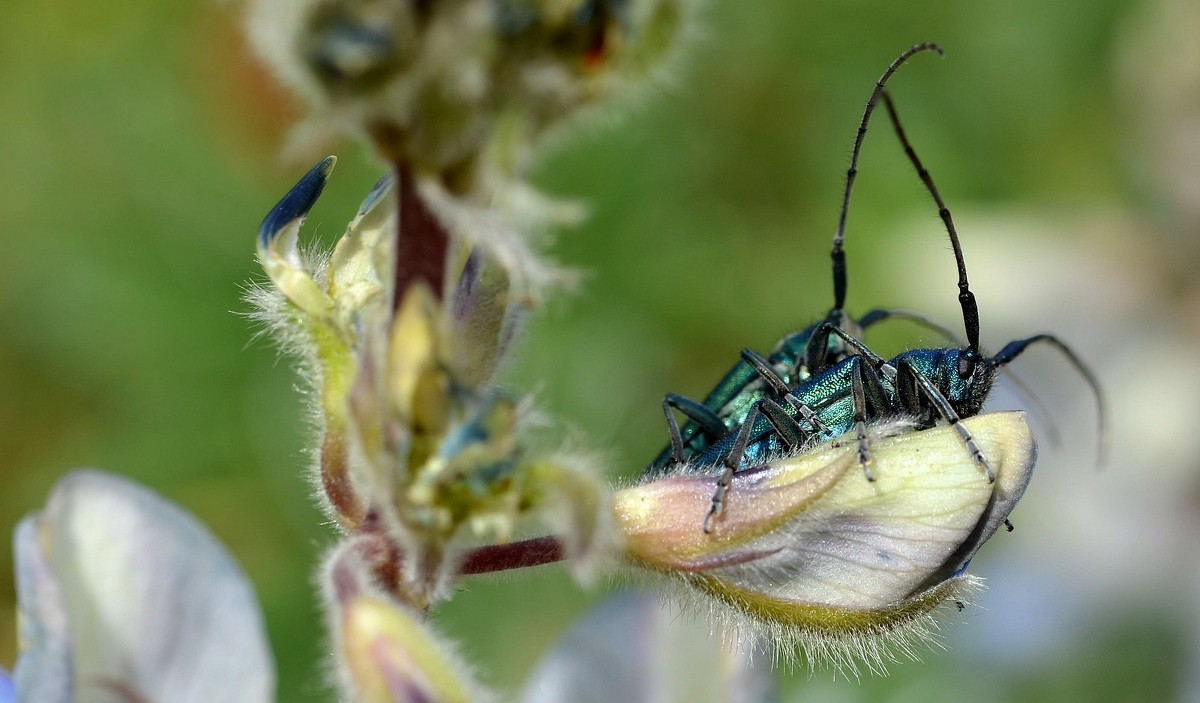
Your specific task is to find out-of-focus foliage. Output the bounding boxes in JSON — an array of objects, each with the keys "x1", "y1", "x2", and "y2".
[{"x1": 0, "y1": 1, "x2": 1194, "y2": 701}]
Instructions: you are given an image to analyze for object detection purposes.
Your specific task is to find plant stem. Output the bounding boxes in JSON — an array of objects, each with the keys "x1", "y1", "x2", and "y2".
[
  {"x1": 458, "y1": 536, "x2": 566, "y2": 575},
  {"x1": 393, "y1": 161, "x2": 449, "y2": 306}
]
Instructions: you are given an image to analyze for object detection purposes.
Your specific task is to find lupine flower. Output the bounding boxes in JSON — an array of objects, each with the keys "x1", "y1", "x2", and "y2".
[
  {"x1": 244, "y1": 0, "x2": 699, "y2": 614},
  {"x1": 250, "y1": 156, "x2": 611, "y2": 608},
  {"x1": 240, "y1": 0, "x2": 705, "y2": 613},
  {"x1": 248, "y1": 145, "x2": 1045, "y2": 675},
  {"x1": 9, "y1": 471, "x2": 274, "y2": 703},
  {"x1": 240, "y1": 0, "x2": 1050, "y2": 685},
  {"x1": 6, "y1": 471, "x2": 776, "y2": 702},
  {"x1": 612, "y1": 412, "x2": 1038, "y2": 673},
  {"x1": 324, "y1": 535, "x2": 489, "y2": 703}
]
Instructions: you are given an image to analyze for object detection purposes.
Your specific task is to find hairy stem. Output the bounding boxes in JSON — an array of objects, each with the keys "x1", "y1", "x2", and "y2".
[{"x1": 458, "y1": 536, "x2": 566, "y2": 575}]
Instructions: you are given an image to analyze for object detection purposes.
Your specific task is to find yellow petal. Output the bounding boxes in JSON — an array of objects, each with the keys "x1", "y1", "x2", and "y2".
[
  {"x1": 388, "y1": 283, "x2": 448, "y2": 435},
  {"x1": 342, "y1": 597, "x2": 473, "y2": 703}
]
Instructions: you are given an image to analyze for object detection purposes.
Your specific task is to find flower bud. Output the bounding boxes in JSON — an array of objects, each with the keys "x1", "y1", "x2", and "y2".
[
  {"x1": 326, "y1": 538, "x2": 484, "y2": 703},
  {"x1": 256, "y1": 155, "x2": 337, "y2": 318},
  {"x1": 340, "y1": 596, "x2": 479, "y2": 703},
  {"x1": 251, "y1": 159, "x2": 610, "y2": 604},
  {"x1": 246, "y1": 0, "x2": 696, "y2": 194},
  {"x1": 612, "y1": 412, "x2": 1037, "y2": 669}
]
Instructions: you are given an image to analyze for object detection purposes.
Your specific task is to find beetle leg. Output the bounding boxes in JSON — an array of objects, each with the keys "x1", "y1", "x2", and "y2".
[
  {"x1": 849, "y1": 356, "x2": 891, "y2": 481},
  {"x1": 740, "y1": 348, "x2": 791, "y2": 397},
  {"x1": 850, "y1": 359, "x2": 873, "y2": 479},
  {"x1": 782, "y1": 392, "x2": 831, "y2": 433},
  {"x1": 662, "y1": 393, "x2": 726, "y2": 466},
  {"x1": 896, "y1": 359, "x2": 994, "y2": 482},
  {"x1": 759, "y1": 397, "x2": 810, "y2": 451},
  {"x1": 743, "y1": 349, "x2": 833, "y2": 436},
  {"x1": 704, "y1": 405, "x2": 759, "y2": 533}
]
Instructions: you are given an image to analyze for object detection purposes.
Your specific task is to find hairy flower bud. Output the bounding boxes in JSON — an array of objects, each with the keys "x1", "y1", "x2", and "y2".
[
  {"x1": 612, "y1": 412, "x2": 1037, "y2": 671},
  {"x1": 251, "y1": 157, "x2": 609, "y2": 606},
  {"x1": 325, "y1": 536, "x2": 487, "y2": 703},
  {"x1": 246, "y1": 0, "x2": 695, "y2": 197},
  {"x1": 341, "y1": 596, "x2": 479, "y2": 703}
]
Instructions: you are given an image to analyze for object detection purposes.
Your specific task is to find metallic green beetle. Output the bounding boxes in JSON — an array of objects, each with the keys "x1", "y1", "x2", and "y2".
[
  {"x1": 648, "y1": 43, "x2": 960, "y2": 474},
  {"x1": 682, "y1": 84, "x2": 1107, "y2": 534}
]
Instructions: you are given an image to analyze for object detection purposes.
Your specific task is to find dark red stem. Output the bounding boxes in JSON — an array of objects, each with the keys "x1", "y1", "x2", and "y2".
[
  {"x1": 393, "y1": 161, "x2": 449, "y2": 306},
  {"x1": 458, "y1": 536, "x2": 566, "y2": 575}
]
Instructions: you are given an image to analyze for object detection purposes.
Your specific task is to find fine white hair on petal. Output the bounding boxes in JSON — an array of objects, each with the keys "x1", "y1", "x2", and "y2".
[
  {"x1": 614, "y1": 413, "x2": 1036, "y2": 676},
  {"x1": 639, "y1": 570, "x2": 983, "y2": 680},
  {"x1": 711, "y1": 575, "x2": 983, "y2": 679}
]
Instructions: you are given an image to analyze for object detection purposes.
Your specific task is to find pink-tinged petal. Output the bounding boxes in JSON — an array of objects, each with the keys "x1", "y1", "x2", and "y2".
[
  {"x1": 611, "y1": 413, "x2": 1037, "y2": 670},
  {"x1": 23, "y1": 470, "x2": 275, "y2": 703},
  {"x1": 324, "y1": 537, "x2": 488, "y2": 703},
  {"x1": 341, "y1": 597, "x2": 478, "y2": 703}
]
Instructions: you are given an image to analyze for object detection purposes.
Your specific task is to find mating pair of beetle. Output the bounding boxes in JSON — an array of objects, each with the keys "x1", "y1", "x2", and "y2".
[{"x1": 644, "y1": 43, "x2": 1106, "y2": 533}]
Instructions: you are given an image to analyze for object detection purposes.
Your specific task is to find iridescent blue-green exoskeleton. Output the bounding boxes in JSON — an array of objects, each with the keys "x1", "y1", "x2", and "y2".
[
  {"x1": 695, "y1": 86, "x2": 1107, "y2": 533},
  {"x1": 648, "y1": 43, "x2": 962, "y2": 475}
]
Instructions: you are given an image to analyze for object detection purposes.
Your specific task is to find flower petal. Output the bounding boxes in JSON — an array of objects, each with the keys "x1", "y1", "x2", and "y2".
[
  {"x1": 612, "y1": 410, "x2": 1036, "y2": 675},
  {"x1": 519, "y1": 593, "x2": 775, "y2": 703},
  {"x1": 616, "y1": 412, "x2": 1035, "y2": 610},
  {"x1": 22, "y1": 470, "x2": 275, "y2": 703},
  {"x1": 13, "y1": 517, "x2": 73, "y2": 703},
  {"x1": 341, "y1": 597, "x2": 476, "y2": 703},
  {"x1": 257, "y1": 157, "x2": 337, "y2": 317},
  {"x1": 918, "y1": 412, "x2": 1039, "y2": 587},
  {"x1": 257, "y1": 155, "x2": 336, "y2": 247},
  {"x1": 0, "y1": 668, "x2": 14, "y2": 703}
]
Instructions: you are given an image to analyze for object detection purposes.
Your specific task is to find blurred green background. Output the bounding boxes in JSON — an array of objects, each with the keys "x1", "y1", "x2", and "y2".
[{"x1": 3, "y1": 1, "x2": 1199, "y2": 701}]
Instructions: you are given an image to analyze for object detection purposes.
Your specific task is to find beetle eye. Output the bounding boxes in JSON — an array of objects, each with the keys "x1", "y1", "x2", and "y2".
[{"x1": 957, "y1": 350, "x2": 979, "y2": 379}]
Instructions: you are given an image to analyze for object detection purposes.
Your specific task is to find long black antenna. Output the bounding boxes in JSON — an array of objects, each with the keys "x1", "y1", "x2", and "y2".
[
  {"x1": 831, "y1": 42, "x2": 943, "y2": 312},
  {"x1": 879, "y1": 90, "x2": 981, "y2": 353},
  {"x1": 994, "y1": 333, "x2": 1109, "y2": 466}
]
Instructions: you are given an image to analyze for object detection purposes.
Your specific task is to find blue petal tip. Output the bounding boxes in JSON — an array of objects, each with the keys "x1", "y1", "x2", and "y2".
[
  {"x1": 356, "y1": 173, "x2": 395, "y2": 217},
  {"x1": 257, "y1": 156, "x2": 337, "y2": 247}
]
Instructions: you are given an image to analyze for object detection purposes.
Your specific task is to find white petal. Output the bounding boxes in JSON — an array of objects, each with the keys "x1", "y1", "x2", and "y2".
[
  {"x1": 519, "y1": 593, "x2": 775, "y2": 703},
  {"x1": 37, "y1": 470, "x2": 275, "y2": 703},
  {"x1": 706, "y1": 413, "x2": 1037, "y2": 608},
  {"x1": 13, "y1": 517, "x2": 73, "y2": 703}
]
